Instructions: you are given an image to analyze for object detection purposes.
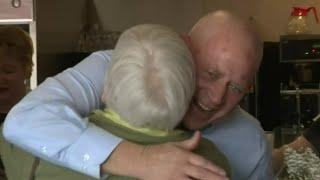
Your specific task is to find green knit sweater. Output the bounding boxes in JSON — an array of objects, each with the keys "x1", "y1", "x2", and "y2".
[{"x1": 0, "y1": 110, "x2": 231, "y2": 180}]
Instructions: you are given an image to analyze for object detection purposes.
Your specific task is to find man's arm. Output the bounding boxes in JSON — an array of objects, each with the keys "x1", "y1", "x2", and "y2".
[
  {"x1": 248, "y1": 133, "x2": 275, "y2": 180},
  {"x1": 3, "y1": 50, "x2": 227, "y2": 179},
  {"x1": 3, "y1": 51, "x2": 122, "y2": 178}
]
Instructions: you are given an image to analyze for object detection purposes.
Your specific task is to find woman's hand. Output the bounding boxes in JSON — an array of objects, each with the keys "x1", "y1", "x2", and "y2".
[{"x1": 102, "y1": 131, "x2": 228, "y2": 180}]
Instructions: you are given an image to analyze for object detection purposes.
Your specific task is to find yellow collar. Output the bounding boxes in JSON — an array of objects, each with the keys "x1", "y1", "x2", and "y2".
[{"x1": 101, "y1": 109, "x2": 182, "y2": 137}]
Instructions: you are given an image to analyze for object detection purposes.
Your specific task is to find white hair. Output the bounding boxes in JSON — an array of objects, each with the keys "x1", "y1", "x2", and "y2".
[{"x1": 103, "y1": 24, "x2": 195, "y2": 130}]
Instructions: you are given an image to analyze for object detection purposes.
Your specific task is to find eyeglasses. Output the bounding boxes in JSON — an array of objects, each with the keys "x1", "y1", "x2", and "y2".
[
  {"x1": 194, "y1": 69, "x2": 252, "y2": 112},
  {"x1": 228, "y1": 81, "x2": 246, "y2": 94},
  {"x1": 204, "y1": 69, "x2": 250, "y2": 94}
]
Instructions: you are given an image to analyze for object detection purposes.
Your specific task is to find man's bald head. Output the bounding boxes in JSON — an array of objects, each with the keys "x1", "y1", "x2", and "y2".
[
  {"x1": 183, "y1": 10, "x2": 263, "y2": 129},
  {"x1": 189, "y1": 10, "x2": 262, "y2": 69}
]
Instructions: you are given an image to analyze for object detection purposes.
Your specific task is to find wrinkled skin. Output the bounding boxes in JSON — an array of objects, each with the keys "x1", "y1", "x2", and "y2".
[{"x1": 183, "y1": 12, "x2": 261, "y2": 130}]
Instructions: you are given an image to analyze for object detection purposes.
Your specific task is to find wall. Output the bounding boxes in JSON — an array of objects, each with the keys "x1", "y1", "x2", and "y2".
[
  {"x1": 95, "y1": 0, "x2": 320, "y2": 42},
  {"x1": 36, "y1": 0, "x2": 85, "y2": 53},
  {"x1": 36, "y1": 0, "x2": 320, "y2": 54},
  {"x1": 253, "y1": 0, "x2": 320, "y2": 41},
  {"x1": 93, "y1": 0, "x2": 203, "y2": 33}
]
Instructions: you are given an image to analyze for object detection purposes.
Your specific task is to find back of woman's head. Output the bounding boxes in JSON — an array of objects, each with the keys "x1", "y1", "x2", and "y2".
[
  {"x1": 104, "y1": 24, "x2": 195, "y2": 130},
  {"x1": 0, "y1": 26, "x2": 33, "y2": 78}
]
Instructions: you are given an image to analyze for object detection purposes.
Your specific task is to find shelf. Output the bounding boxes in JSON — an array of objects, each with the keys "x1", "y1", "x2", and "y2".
[
  {"x1": 0, "y1": 0, "x2": 33, "y2": 20},
  {"x1": 281, "y1": 89, "x2": 320, "y2": 95}
]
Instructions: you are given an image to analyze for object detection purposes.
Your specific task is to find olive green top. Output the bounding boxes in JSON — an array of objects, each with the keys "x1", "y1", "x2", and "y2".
[{"x1": 0, "y1": 109, "x2": 231, "y2": 179}]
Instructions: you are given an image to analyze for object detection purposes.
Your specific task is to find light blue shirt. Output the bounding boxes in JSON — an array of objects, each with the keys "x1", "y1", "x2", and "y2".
[
  {"x1": 3, "y1": 50, "x2": 274, "y2": 180},
  {"x1": 203, "y1": 107, "x2": 274, "y2": 180}
]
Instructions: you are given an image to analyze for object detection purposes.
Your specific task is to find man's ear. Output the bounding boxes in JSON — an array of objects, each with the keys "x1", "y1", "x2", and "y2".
[{"x1": 179, "y1": 33, "x2": 192, "y2": 50}]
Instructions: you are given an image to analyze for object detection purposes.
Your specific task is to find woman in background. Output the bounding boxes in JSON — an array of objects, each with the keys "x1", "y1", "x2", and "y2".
[
  {"x1": 0, "y1": 26, "x2": 34, "y2": 179},
  {"x1": 0, "y1": 26, "x2": 33, "y2": 122}
]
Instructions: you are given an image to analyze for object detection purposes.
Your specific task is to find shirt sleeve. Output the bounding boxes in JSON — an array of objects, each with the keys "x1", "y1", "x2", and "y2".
[
  {"x1": 247, "y1": 132, "x2": 276, "y2": 180},
  {"x1": 2, "y1": 50, "x2": 122, "y2": 179},
  {"x1": 202, "y1": 107, "x2": 276, "y2": 180}
]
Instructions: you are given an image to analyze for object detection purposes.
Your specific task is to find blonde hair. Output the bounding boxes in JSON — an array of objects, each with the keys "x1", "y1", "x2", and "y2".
[
  {"x1": 103, "y1": 24, "x2": 195, "y2": 130},
  {"x1": 0, "y1": 26, "x2": 34, "y2": 78}
]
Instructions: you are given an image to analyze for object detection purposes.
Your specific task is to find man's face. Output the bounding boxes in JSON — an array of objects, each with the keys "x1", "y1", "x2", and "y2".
[
  {"x1": 183, "y1": 36, "x2": 257, "y2": 130},
  {"x1": 0, "y1": 55, "x2": 26, "y2": 110}
]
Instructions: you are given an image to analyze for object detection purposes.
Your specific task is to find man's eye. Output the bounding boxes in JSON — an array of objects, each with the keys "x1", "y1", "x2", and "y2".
[{"x1": 206, "y1": 70, "x2": 221, "y2": 80}]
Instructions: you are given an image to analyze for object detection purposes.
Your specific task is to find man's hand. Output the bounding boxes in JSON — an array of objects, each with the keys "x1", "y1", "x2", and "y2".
[{"x1": 101, "y1": 131, "x2": 228, "y2": 180}]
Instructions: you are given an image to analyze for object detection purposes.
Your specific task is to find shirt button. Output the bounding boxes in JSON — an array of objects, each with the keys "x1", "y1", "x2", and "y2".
[
  {"x1": 83, "y1": 153, "x2": 90, "y2": 162},
  {"x1": 82, "y1": 166, "x2": 88, "y2": 171},
  {"x1": 41, "y1": 146, "x2": 47, "y2": 153}
]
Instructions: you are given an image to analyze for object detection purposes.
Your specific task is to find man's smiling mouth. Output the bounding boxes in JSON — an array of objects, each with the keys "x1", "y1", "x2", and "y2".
[{"x1": 194, "y1": 99, "x2": 219, "y2": 113}]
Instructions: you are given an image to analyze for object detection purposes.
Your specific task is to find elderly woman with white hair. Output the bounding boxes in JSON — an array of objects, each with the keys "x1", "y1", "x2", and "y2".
[
  {"x1": 1, "y1": 24, "x2": 231, "y2": 179},
  {"x1": 92, "y1": 24, "x2": 231, "y2": 179}
]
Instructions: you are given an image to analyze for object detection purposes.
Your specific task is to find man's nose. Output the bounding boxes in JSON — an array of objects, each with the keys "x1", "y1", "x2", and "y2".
[{"x1": 208, "y1": 84, "x2": 227, "y2": 107}]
